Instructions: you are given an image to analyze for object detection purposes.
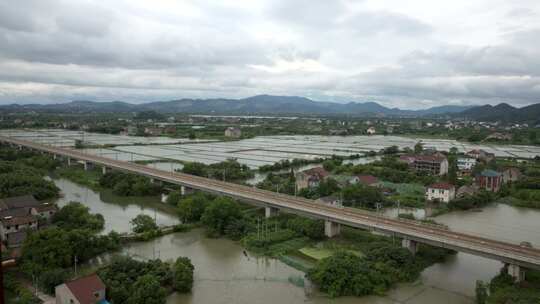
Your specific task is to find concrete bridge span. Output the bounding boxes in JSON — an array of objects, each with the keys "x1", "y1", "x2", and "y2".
[{"x1": 2, "y1": 135, "x2": 540, "y2": 280}]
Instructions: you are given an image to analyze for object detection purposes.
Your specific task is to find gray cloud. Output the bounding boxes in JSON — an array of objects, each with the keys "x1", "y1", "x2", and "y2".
[{"x1": 0, "y1": 0, "x2": 539, "y2": 108}]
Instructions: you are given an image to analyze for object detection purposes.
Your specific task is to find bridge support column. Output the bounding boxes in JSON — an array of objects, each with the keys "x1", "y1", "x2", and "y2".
[
  {"x1": 180, "y1": 185, "x2": 194, "y2": 196},
  {"x1": 83, "y1": 161, "x2": 91, "y2": 171},
  {"x1": 102, "y1": 166, "x2": 108, "y2": 175},
  {"x1": 265, "y1": 206, "x2": 279, "y2": 218},
  {"x1": 402, "y1": 238, "x2": 418, "y2": 255},
  {"x1": 507, "y1": 264, "x2": 525, "y2": 282},
  {"x1": 53, "y1": 154, "x2": 58, "y2": 160},
  {"x1": 324, "y1": 220, "x2": 341, "y2": 238},
  {"x1": 424, "y1": 206, "x2": 434, "y2": 217},
  {"x1": 161, "y1": 193, "x2": 169, "y2": 203},
  {"x1": 67, "y1": 157, "x2": 72, "y2": 166}
]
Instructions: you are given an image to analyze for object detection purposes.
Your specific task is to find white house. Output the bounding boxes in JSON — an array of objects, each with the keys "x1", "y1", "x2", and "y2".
[
  {"x1": 457, "y1": 157, "x2": 477, "y2": 171},
  {"x1": 426, "y1": 183, "x2": 456, "y2": 203},
  {"x1": 366, "y1": 127, "x2": 376, "y2": 135},
  {"x1": 224, "y1": 127, "x2": 242, "y2": 138}
]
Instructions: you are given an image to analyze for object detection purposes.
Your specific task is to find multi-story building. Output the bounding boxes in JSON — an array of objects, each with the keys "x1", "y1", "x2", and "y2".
[
  {"x1": 426, "y1": 183, "x2": 456, "y2": 203},
  {"x1": 466, "y1": 149, "x2": 495, "y2": 163},
  {"x1": 400, "y1": 155, "x2": 448, "y2": 175},
  {"x1": 295, "y1": 167, "x2": 329, "y2": 190},
  {"x1": 457, "y1": 157, "x2": 477, "y2": 172},
  {"x1": 476, "y1": 169, "x2": 503, "y2": 192},
  {"x1": 502, "y1": 167, "x2": 522, "y2": 184},
  {"x1": 0, "y1": 195, "x2": 58, "y2": 246}
]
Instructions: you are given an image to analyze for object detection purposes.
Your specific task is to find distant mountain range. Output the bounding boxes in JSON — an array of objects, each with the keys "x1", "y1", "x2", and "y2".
[
  {"x1": 457, "y1": 103, "x2": 540, "y2": 123},
  {"x1": 1, "y1": 94, "x2": 539, "y2": 122},
  {"x1": 0, "y1": 94, "x2": 475, "y2": 117}
]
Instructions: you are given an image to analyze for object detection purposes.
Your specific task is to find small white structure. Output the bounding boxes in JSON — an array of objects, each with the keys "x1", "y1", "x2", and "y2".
[
  {"x1": 426, "y1": 183, "x2": 455, "y2": 203},
  {"x1": 224, "y1": 127, "x2": 242, "y2": 138},
  {"x1": 457, "y1": 157, "x2": 477, "y2": 171},
  {"x1": 366, "y1": 127, "x2": 376, "y2": 135}
]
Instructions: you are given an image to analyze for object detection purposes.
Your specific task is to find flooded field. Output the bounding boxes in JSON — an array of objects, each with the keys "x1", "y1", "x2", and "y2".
[{"x1": 3, "y1": 129, "x2": 538, "y2": 169}]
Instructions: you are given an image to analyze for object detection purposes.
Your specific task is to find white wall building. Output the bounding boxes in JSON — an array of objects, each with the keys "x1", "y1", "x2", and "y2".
[
  {"x1": 426, "y1": 183, "x2": 456, "y2": 203},
  {"x1": 457, "y1": 157, "x2": 477, "y2": 171}
]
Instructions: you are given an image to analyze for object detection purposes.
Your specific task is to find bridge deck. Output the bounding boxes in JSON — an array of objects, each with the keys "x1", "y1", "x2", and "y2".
[{"x1": 2, "y1": 135, "x2": 540, "y2": 270}]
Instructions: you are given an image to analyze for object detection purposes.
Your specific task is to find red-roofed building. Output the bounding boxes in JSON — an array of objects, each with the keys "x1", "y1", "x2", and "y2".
[
  {"x1": 426, "y1": 183, "x2": 455, "y2": 203},
  {"x1": 295, "y1": 167, "x2": 329, "y2": 190},
  {"x1": 55, "y1": 274, "x2": 107, "y2": 304},
  {"x1": 350, "y1": 175, "x2": 379, "y2": 187}
]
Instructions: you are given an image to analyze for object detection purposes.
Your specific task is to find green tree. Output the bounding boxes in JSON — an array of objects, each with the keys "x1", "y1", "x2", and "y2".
[
  {"x1": 52, "y1": 202, "x2": 104, "y2": 231},
  {"x1": 342, "y1": 184, "x2": 384, "y2": 209},
  {"x1": 182, "y1": 162, "x2": 208, "y2": 177},
  {"x1": 39, "y1": 268, "x2": 70, "y2": 294},
  {"x1": 475, "y1": 280, "x2": 488, "y2": 304},
  {"x1": 177, "y1": 193, "x2": 210, "y2": 223},
  {"x1": 414, "y1": 142, "x2": 423, "y2": 154},
  {"x1": 201, "y1": 197, "x2": 242, "y2": 235},
  {"x1": 172, "y1": 257, "x2": 194, "y2": 292},
  {"x1": 130, "y1": 214, "x2": 158, "y2": 233},
  {"x1": 126, "y1": 274, "x2": 167, "y2": 304}
]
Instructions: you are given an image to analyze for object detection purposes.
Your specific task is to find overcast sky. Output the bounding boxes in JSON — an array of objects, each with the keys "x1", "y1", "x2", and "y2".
[{"x1": 0, "y1": 0, "x2": 539, "y2": 109}]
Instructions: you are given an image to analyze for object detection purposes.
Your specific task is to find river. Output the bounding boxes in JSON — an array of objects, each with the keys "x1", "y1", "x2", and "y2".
[
  {"x1": 52, "y1": 178, "x2": 540, "y2": 304},
  {"x1": 52, "y1": 178, "x2": 179, "y2": 233}
]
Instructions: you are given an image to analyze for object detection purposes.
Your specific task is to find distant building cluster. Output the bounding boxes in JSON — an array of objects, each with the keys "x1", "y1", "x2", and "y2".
[{"x1": 0, "y1": 195, "x2": 58, "y2": 248}]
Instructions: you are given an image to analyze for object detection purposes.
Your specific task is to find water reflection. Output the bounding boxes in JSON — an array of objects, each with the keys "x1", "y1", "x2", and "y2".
[{"x1": 53, "y1": 177, "x2": 179, "y2": 233}]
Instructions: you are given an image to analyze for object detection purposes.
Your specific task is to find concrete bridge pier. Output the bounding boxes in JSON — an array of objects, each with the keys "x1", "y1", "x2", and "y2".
[
  {"x1": 161, "y1": 193, "x2": 169, "y2": 203},
  {"x1": 425, "y1": 206, "x2": 434, "y2": 217},
  {"x1": 265, "y1": 206, "x2": 279, "y2": 218},
  {"x1": 324, "y1": 220, "x2": 341, "y2": 238},
  {"x1": 67, "y1": 157, "x2": 72, "y2": 166},
  {"x1": 83, "y1": 161, "x2": 92, "y2": 171},
  {"x1": 102, "y1": 166, "x2": 108, "y2": 175},
  {"x1": 402, "y1": 238, "x2": 418, "y2": 255},
  {"x1": 180, "y1": 185, "x2": 194, "y2": 196},
  {"x1": 507, "y1": 263, "x2": 525, "y2": 282}
]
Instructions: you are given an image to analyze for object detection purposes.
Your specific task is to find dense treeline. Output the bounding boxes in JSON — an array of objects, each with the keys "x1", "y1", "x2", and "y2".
[
  {"x1": 52, "y1": 202, "x2": 105, "y2": 231},
  {"x1": 308, "y1": 241, "x2": 453, "y2": 297},
  {"x1": 476, "y1": 268, "x2": 540, "y2": 304},
  {"x1": 0, "y1": 161, "x2": 59, "y2": 200},
  {"x1": 0, "y1": 145, "x2": 61, "y2": 199},
  {"x1": 181, "y1": 159, "x2": 254, "y2": 181},
  {"x1": 18, "y1": 199, "x2": 118, "y2": 294},
  {"x1": 98, "y1": 255, "x2": 194, "y2": 304},
  {"x1": 100, "y1": 171, "x2": 162, "y2": 196}
]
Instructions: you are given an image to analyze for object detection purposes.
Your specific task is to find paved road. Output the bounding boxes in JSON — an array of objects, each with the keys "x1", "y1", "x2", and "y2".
[{"x1": 2, "y1": 135, "x2": 540, "y2": 270}]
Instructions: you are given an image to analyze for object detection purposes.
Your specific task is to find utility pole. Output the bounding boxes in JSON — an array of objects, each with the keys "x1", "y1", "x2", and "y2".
[{"x1": 74, "y1": 255, "x2": 78, "y2": 276}]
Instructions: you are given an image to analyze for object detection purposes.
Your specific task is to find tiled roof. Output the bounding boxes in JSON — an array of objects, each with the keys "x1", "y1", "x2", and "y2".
[
  {"x1": 0, "y1": 215, "x2": 37, "y2": 226},
  {"x1": 299, "y1": 167, "x2": 329, "y2": 178},
  {"x1": 356, "y1": 175, "x2": 378, "y2": 185},
  {"x1": 428, "y1": 182, "x2": 455, "y2": 190},
  {"x1": 479, "y1": 169, "x2": 502, "y2": 177},
  {"x1": 414, "y1": 155, "x2": 447, "y2": 163},
  {"x1": 0, "y1": 195, "x2": 40, "y2": 210},
  {"x1": 35, "y1": 204, "x2": 58, "y2": 213},
  {"x1": 65, "y1": 274, "x2": 106, "y2": 304},
  {"x1": 0, "y1": 207, "x2": 32, "y2": 218}
]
